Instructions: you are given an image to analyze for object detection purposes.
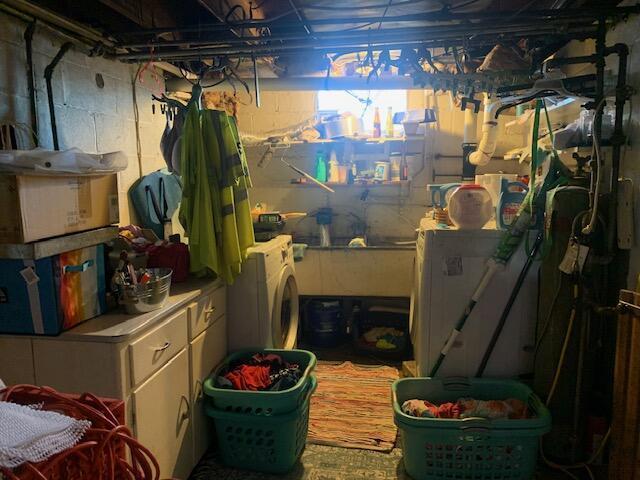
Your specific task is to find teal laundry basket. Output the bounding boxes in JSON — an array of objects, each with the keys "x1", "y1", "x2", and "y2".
[
  {"x1": 206, "y1": 375, "x2": 317, "y2": 474},
  {"x1": 393, "y1": 377, "x2": 551, "y2": 480},
  {"x1": 203, "y1": 349, "x2": 316, "y2": 416}
]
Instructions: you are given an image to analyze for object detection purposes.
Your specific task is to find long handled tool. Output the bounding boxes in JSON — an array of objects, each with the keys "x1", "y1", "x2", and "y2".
[
  {"x1": 279, "y1": 157, "x2": 336, "y2": 193},
  {"x1": 475, "y1": 231, "x2": 543, "y2": 377}
]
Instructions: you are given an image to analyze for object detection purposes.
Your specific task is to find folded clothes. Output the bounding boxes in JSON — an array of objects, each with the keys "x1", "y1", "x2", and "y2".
[
  {"x1": 401, "y1": 397, "x2": 529, "y2": 420},
  {"x1": 216, "y1": 353, "x2": 302, "y2": 391}
]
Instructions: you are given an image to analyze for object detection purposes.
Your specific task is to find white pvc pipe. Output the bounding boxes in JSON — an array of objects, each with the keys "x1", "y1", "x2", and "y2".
[
  {"x1": 469, "y1": 93, "x2": 502, "y2": 166},
  {"x1": 463, "y1": 104, "x2": 479, "y2": 144}
]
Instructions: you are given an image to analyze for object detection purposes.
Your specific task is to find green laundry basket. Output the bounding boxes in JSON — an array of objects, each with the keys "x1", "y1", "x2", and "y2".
[
  {"x1": 203, "y1": 349, "x2": 317, "y2": 416},
  {"x1": 206, "y1": 375, "x2": 317, "y2": 474},
  {"x1": 393, "y1": 377, "x2": 551, "y2": 480}
]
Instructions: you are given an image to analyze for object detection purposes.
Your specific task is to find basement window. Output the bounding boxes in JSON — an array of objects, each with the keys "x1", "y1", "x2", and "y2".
[{"x1": 317, "y1": 90, "x2": 407, "y2": 132}]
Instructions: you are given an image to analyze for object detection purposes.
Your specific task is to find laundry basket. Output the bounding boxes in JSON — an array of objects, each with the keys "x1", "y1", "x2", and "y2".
[
  {"x1": 203, "y1": 349, "x2": 317, "y2": 415},
  {"x1": 206, "y1": 375, "x2": 316, "y2": 474},
  {"x1": 393, "y1": 377, "x2": 551, "y2": 480}
]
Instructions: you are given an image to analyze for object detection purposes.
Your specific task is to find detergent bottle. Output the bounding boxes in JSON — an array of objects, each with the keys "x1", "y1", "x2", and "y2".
[
  {"x1": 497, "y1": 179, "x2": 529, "y2": 229},
  {"x1": 428, "y1": 183, "x2": 461, "y2": 226}
]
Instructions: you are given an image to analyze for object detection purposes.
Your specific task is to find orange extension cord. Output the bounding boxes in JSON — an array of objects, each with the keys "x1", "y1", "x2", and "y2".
[{"x1": 0, "y1": 385, "x2": 160, "y2": 480}]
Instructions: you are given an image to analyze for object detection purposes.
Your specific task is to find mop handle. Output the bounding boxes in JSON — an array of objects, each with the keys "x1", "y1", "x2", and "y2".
[{"x1": 429, "y1": 264, "x2": 500, "y2": 377}]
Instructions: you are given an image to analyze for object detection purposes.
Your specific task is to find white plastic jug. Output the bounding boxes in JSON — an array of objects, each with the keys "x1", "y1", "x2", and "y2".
[{"x1": 448, "y1": 184, "x2": 493, "y2": 230}]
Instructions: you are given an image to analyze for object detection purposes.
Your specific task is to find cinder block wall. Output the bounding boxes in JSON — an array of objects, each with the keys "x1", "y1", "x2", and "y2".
[{"x1": 0, "y1": 11, "x2": 167, "y2": 225}]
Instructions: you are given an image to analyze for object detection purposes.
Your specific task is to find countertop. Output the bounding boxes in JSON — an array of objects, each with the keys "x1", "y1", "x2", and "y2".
[{"x1": 11, "y1": 277, "x2": 223, "y2": 343}]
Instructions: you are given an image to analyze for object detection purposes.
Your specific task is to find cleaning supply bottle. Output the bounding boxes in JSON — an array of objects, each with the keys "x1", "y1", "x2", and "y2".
[
  {"x1": 328, "y1": 149, "x2": 340, "y2": 183},
  {"x1": 497, "y1": 180, "x2": 529, "y2": 229},
  {"x1": 373, "y1": 107, "x2": 381, "y2": 138},
  {"x1": 315, "y1": 150, "x2": 327, "y2": 182},
  {"x1": 385, "y1": 107, "x2": 394, "y2": 137}
]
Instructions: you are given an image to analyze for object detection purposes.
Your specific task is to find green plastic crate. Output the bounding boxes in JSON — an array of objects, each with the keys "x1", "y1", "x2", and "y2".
[
  {"x1": 206, "y1": 375, "x2": 317, "y2": 474},
  {"x1": 392, "y1": 377, "x2": 551, "y2": 480},
  {"x1": 203, "y1": 349, "x2": 317, "y2": 416}
]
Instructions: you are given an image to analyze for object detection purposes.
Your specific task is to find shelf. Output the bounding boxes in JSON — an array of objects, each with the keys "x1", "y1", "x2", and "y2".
[
  {"x1": 290, "y1": 180, "x2": 411, "y2": 188},
  {"x1": 258, "y1": 135, "x2": 425, "y2": 147},
  {"x1": 0, "y1": 226, "x2": 118, "y2": 260}
]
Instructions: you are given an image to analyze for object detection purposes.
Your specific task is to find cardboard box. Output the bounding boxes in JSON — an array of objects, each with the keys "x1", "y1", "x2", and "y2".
[{"x1": 0, "y1": 174, "x2": 119, "y2": 243}]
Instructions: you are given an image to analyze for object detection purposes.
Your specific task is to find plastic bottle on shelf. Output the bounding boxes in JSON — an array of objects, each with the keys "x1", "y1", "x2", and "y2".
[
  {"x1": 385, "y1": 107, "x2": 394, "y2": 137},
  {"x1": 315, "y1": 150, "x2": 327, "y2": 182},
  {"x1": 373, "y1": 107, "x2": 381, "y2": 138},
  {"x1": 328, "y1": 149, "x2": 340, "y2": 183}
]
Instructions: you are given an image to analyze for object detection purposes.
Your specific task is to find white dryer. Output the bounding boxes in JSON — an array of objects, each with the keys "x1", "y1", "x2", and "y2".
[
  {"x1": 411, "y1": 217, "x2": 537, "y2": 377},
  {"x1": 227, "y1": 235, "x2": 299, "y2": 351}
]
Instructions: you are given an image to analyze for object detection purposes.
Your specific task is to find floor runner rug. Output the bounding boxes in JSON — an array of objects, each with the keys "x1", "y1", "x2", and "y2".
[{"x1": 307, "y1": 361, "x2": 399, "y2": 452}]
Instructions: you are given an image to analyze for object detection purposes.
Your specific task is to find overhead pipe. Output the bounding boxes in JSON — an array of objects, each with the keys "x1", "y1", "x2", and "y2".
[
  {"x1": 116, "y1": 20, "x2": 595, "y2": 50},
  {"x1": 115, "y1": 5, "x2": 640, "y2": 38},
  {"x1": 1, "y1": 0, "x2": 115, "y2": 48},
  {"x1": 116, "y1": 27, "x2": 595, "y2": 62},
  {"x1": 44, "y1": 42, "x2": 73, "y2": 151},
  {"x1": 23, "y1": 21, "x2": 38, "y2": 147}
]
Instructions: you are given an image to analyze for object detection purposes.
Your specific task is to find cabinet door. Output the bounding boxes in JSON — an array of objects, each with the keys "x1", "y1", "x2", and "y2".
[
  {"x1": 133, "y1": 348, "x2": 193, "y2": 480},
  {"x1": 190, "y1": 316, "x2": 226, "y2": 464}
]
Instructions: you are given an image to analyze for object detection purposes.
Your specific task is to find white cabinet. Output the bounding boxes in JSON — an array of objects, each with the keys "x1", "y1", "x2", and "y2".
[
  {"x1": 0, "y1": 279, "x2": 226, "y2": 480},
  {"x1": 189, "y1": 312, "x2": 226, "y2": 463},
  {"x1": 134, "y1": 348, "x2": 193, "y2": 480}
]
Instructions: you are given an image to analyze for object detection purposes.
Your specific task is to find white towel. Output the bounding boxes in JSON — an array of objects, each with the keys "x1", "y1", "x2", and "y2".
[{"x1": 0, "y1": 401, "x2": 91, "y2": 468}]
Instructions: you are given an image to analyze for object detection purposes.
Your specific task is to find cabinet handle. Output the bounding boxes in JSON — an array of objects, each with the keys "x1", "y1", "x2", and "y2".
[
  {"x1": 204, "y1": 307, "x2": 216, "y2": 317},
  {"x1": 180, "y1": 395, "x2": 191, "y2": 420},
  {"x1": 154, "y1": 341, "x2": 171, "y2": 351}
]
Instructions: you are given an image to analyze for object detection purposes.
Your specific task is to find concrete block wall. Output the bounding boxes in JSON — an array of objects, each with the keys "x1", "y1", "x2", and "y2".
[
  {"x1": 0, "y1": 11, "x2": 167, "y2": 225},
  {"x1": 235, "y1": 91, "x2": 317, "y2": 135}
]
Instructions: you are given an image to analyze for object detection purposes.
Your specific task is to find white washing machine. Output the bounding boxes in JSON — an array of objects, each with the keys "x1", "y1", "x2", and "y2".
[{"x1": 227, "y1": 235, "x2": 299, "y2": 351}]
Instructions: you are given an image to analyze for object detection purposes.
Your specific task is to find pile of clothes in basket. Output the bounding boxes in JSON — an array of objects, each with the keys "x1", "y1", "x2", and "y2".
[
  {"x1": 402, "y1": 397, "x2": 530, "y2": 420},
  {"x1": 215, "y1": 353, "x2": 302, "y2": 391}
]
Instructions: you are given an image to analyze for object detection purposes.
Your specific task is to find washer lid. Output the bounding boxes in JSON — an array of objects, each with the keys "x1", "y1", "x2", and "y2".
[{"x1": 271, "y1": 264, "x2": 299, "y2": 350}]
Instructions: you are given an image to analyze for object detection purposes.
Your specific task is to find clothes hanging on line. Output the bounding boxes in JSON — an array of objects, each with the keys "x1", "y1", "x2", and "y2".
[{"x1": 178, "y1": 102, "x2": 255, "y2": 283}]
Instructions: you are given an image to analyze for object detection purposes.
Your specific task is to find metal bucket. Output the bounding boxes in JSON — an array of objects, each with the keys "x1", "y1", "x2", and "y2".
[{"x1": 118, "y1": 268, "x2": 172, "y2": 314}]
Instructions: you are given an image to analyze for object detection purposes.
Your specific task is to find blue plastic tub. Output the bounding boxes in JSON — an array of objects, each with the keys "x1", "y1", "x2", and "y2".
[
  {"x1": 203, "y1": 349, "x2": 317, "y2": 416},
  {"x1": 393, "y1": 377, "x2": 551, "y2": 480},
  {"x1": 206, "y1": 375, "x2": 316, "y2": 474}
]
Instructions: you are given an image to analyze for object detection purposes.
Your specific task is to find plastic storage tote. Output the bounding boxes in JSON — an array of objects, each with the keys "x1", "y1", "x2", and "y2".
[
  {"x1": 206, "y1": 375, "x2": 317, "y2": 474},
  {"x1": 393, "y1": 377, "x2": 551, "y2": 480},
  {"x1": 203, "y1": 349, "x2": 317, "y2": 416}
]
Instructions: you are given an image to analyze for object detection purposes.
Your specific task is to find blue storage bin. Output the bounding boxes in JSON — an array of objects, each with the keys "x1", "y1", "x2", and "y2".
[{"x1": 0, "y1": 244, "x2": 106, "y2": 335}]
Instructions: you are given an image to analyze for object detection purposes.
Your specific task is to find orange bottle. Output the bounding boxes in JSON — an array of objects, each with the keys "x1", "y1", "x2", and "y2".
[{"x1": 373, "y1": 107, "x2": 381, "y2": 138}]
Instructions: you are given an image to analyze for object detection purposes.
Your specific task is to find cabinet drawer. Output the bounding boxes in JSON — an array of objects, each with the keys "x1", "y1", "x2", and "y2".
[
  {"x1": 129, "y1": 308, "x2": 188, "y2": 386},
  {"x1": 189, "y1": 286, "x2": 225, "y2": 339}
]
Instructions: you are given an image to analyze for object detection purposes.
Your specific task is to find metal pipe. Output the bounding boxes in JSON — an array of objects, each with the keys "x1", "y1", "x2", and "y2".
[
  {"x1": 23, "y1": 21, "x2": 38, "y2": 147},
  {"x1": 117, "y1": 25, "x2": 595, "y2": 61},
  {"x1": 169, "y1": 75, "x2": 424, "y2": 92},
  {"x1": 44, "y1": 42, "x2": 72, "y2": 150},
  {"x1": 115, "y1": 5, "x2": 640, "y2": 38},
  {"x1": 116, "y1": 20, "x2": 594, "y2": 50},
  {"x1": 605, "y1": 42, "x2": 629, "y2": 254},
  {"x1": 1, "y1": 0, "x2": 115, "y2": 47}
]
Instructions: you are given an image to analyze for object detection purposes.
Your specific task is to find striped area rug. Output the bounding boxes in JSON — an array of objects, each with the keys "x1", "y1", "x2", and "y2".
[{"x1": 308, "y1": 361, "x2": 399, "y2": 452}]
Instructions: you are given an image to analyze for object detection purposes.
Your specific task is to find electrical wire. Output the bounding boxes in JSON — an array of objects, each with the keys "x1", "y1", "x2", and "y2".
[
  {"x1": 582, "y1": 96, "x2": 607, "y2": 235},
  {"x1": 303, "y1": 0, "x2": 436, "y2": 10}
]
